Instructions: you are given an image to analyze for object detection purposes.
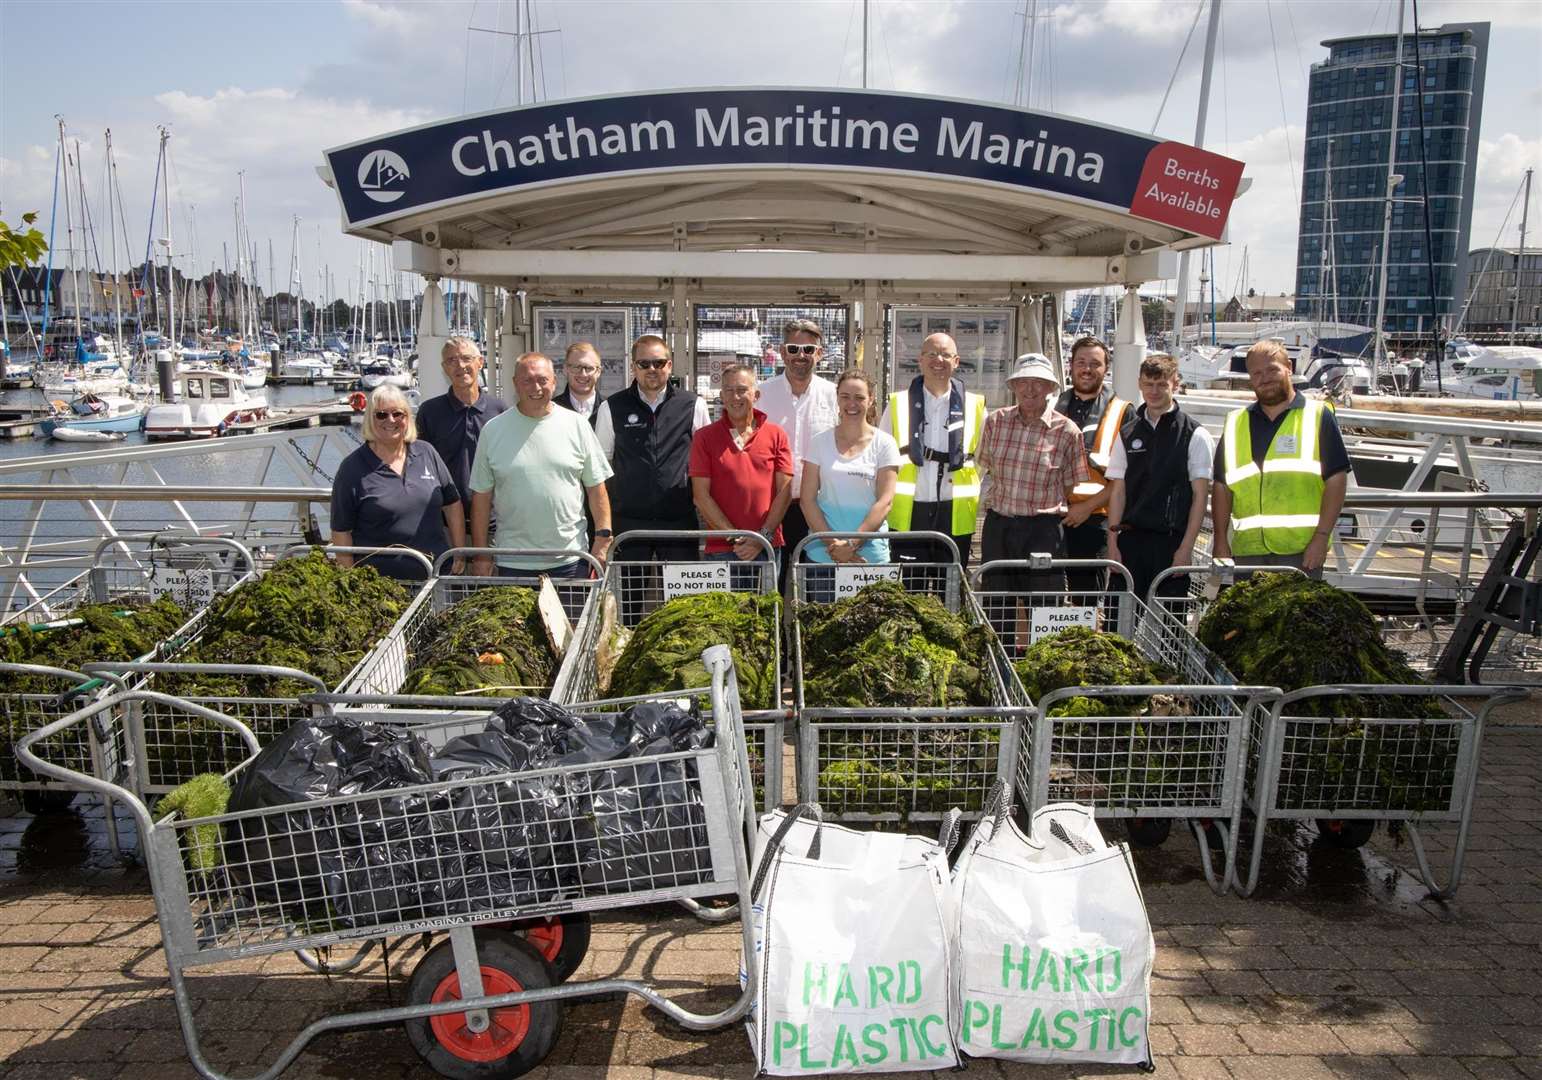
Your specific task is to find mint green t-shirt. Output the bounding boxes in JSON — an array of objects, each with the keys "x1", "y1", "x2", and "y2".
[{"x1": 469, "y1": 405, "x2": 614, "y2": 570}]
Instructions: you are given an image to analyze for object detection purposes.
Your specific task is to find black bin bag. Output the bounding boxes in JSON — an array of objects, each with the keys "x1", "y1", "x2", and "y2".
[{"x1": 219, "y1": 697, "x2": 714, "y2": 928}]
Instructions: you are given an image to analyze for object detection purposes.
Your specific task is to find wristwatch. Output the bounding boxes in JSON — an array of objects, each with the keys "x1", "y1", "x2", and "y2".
[{"x1": 594, "y1": 529, "x2": 614, "y2": 538}]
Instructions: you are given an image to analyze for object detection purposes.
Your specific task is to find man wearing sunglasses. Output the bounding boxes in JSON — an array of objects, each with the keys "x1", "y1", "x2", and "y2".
[
  {"x1": 415, "y1": 336, "x2": 508, "y2": 542},
  {"x1": 756, "y1": 319, "x2": 838, "y2": 589},
  {"x1": 593, "y1": 335, "x2": 712, "y2": 579}
]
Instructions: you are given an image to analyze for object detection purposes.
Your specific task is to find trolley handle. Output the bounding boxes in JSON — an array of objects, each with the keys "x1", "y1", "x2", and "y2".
[
  {"x1": 15, "y1": 690, "x2": 262, "y2": 831},
  {"x1": 1272, "y1": 683, "x2": 1529, "y2": 717},
  {"x1": 970, "y1": 557, "x2": 1135, "y2": 595},
  {"x1": 0, "y1": 663, "x2": 129, "y2": 738},
  {"x1": 433, "y1": 547, "x2": 605, "y2": 578},
  {"x1": 81, "y1": 661, "x2": 329, "y2": 692},
  {"x1": 1034, "y1": 683, "x2": 1283, "y2": 715},
  {"x1": 276, "y1": 543, "x2": 434, "y2": 576},
  {"x1": 610, "y1": 528, "x2": 775, "y2": 564},
  {"x1": 792, "y1": 529, "x2": 959, "y2": 567},
  {"x1": 91, "y1": 532, "x2": 257, "y2": 579},
  {"x1": 1148, "y1": 560, "x2": 1308, "y2": 604}
]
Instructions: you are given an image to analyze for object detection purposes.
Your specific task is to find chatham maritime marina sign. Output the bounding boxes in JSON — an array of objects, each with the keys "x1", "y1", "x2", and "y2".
[{"x1": 326, "y1": 88, "x2": 1243, "y2": 241}]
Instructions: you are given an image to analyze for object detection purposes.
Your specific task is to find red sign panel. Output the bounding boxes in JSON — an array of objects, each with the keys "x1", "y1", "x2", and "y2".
[{"x1": 1127, "y1": 141, "x2": 1245, "y2": 241}]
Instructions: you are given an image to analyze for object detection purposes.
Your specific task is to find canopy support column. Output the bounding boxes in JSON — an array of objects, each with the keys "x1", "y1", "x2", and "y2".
[
  {"x1": 417, "y1": 276, "x2": 449, "y2": 401},
  {"x1": 667, "y1": 279, "x2": 691, "y2": 386},
  {"x1": 498, "y1": 290, "x2": 528, "y2": 399},
  {"x1": 863, "y1": 280, "x2": 880, "y2": 386},
  {"x1": 1111, "y1": 284, "x2": 1146, "y2": 401}
]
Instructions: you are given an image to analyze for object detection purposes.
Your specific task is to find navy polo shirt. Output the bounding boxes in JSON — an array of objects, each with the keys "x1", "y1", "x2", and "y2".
[
  {"x1": 1214, "y1": 393, "x2": 1353, "y2": 480},
  {"x1": 331, "y1": 441, "x2": 461, "y2": 579},
  {"x1": 416, "y1": 390, "x2": 508, "y2": 508}
]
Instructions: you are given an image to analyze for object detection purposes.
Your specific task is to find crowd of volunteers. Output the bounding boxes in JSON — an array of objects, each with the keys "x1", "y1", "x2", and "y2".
[{"x1": 330, "y1": 320, "x2": 1348, "y2": 598}]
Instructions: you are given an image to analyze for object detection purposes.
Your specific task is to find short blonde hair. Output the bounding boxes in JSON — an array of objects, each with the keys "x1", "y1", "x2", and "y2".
[{"x1": 361, "y1": 384, "x2": 416, "y2": 442}]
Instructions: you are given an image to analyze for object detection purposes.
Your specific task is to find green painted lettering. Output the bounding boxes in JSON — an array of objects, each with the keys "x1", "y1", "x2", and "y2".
[
  {"x1": 1105, "y1": 947, "x2": 1122, "y2": 992},
  {"x1": 918, "y1": 1015, "x2": 948, "y2": 1058},
  {"x1": 1002, "y1": 943, "x2": 1031, "y2": 988},
  {"x1": 1085, "y1": 1007, "x2": 1114, "y2": 1050},
  {"x1": 868, "y1": 964, "x2": 895, "y2": 1006},
  {"x1": 898, "y1": 959, "x2": 922, "y2": 1004},
  {"x1": 1052, "y1": 1009, "x2": 1079, "y2": 1050},
  {"x1": 1031, "y1": 947, "x2": 1061, "y2": 992},
  {"x1": 801, "y1": 961, "x2": 827, "y2": 1006},
  {"x1": 888, "y1": 1017, "x2": 912, "y2": 1063},
  {"x1": 798, "y1": 1024, "x2": 826, "y2": 1069},
  {"x1": 772, "y1": 1020, "x2": 798, "y2": 1066},
  {"x1": 960, "y1": 999, "x2": 989, "y2": 1044},
  {"x1": 990, "y1": 1002, "x2": 1016, "y2": 1050},
  {"x1": 861, "y1": 1023, "x2": 888, "y2": 1065},
  {"x1": 1064, "y1": 948, "x2": 1092, "y2": 992},
  {"x1": 830, "y1": 1024, "x2": 860, "y2": 1068},
  {"x1": 1118, "y1": 1006, "x2": 1144, "y2": 1048},
  {"x1": 832, "y1": 964, "x2": 858, "y2": 1008},
  {"x1": 1019, "y1": 1006, "x2": 1050, "y2": 1049}
]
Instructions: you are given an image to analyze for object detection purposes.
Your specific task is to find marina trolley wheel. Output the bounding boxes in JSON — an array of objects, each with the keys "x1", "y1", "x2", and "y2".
[
  {"x1": 19, "y1": 790, "x2": 76, "y2": 814},
  {"x1": 1124, "y1": 817, "x2": 1172, "y2": 847},
  {"x1": 405, "y1": 932, "x2": 562, "y2": 1080},
  {"x1": 512, "y1": 912, "x2": 591, "y2": 984},
  {"x1": 1315, "y1": 818, "x2": 1375, "y2": 849}
]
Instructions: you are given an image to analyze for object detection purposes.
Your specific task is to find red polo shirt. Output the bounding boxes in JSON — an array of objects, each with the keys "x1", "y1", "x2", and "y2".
[{"x1": 688, "y1": 410, "x2": 793, "y2": 552}]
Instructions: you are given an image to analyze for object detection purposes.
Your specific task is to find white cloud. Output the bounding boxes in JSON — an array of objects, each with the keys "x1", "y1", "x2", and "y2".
[{"x1": 339, "y1": 0, "x2": 424, "y2": 38}]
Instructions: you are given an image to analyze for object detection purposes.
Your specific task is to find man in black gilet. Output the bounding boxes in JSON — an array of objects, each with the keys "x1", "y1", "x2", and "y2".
[
  {"x1": 593, "y1": 334, "x2": 711, "y2": 619},
  {"x1": 1104, "y1": 353, "x2": 1216, "y2": 603}
]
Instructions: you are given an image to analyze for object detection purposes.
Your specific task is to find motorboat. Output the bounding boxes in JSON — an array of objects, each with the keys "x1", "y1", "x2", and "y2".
[
  {"x1": 40, "y1": 356, "x2": 134, "y2": 396},
  {"x1": 143, "y1": 368, "x2": 269, "y2": 439},
  {"x1": 1441, "y1": 346, "x2": 1542, "y2": 402},
  {"x1": 276, "y1": 355, "x2": 335, "y2": 384},
  {"x1": 40, "y1": 393, "x2": 148, "y2": 437},
  {"x1": 358, "y1": 357, "x2": 414, "y2": 390},
  {"x1": 1300, "y1": 353, "x2": 1373, "y2": 393}
]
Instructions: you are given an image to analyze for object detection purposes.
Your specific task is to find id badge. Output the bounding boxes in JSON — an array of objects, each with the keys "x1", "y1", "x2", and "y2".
[{"x1": 1276, "y1": 434, "x2": 1298, "y2": 453}]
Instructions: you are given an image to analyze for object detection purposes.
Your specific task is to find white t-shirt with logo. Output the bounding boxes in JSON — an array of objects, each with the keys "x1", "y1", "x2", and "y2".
[{"x1": 801, "y1": 427, "x2": 903, "y2": 564}]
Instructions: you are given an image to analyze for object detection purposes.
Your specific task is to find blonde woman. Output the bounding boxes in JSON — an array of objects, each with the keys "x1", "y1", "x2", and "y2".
[{"x1": 331, "y1": 385, "x2": 465, "y2": 579}]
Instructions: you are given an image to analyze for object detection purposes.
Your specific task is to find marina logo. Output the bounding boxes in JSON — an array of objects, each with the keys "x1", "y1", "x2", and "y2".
[{"x1": 358, "y1": 149, "x2": 409, "y2": 203}]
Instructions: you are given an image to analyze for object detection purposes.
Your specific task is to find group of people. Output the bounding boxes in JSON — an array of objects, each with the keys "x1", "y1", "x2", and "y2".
[{"x1": 329, "y1": 322, "x2": 1349, "y2": 607}]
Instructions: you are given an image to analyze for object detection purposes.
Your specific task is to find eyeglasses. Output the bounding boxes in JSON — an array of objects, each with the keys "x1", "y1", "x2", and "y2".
[
  {"x1": 565, "y1": 364, "x2": 599, "y2": 375},
  {"x1": 783, "y1": 343, "x2": 819, "y2": 356},
  {"x1": 634, "y1": 359, "x2": 668, "y2": 371},
  {"x1": 920, "y1": 350, "x2": 958, "y2": 361},
  {"x1": 373, "y1": 410, "x2": 407, "y2": 421}
]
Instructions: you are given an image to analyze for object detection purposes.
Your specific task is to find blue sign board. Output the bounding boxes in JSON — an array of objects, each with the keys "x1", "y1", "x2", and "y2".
[{"x1": 325, "y1": 88, "x2": 1244, "y2": 240}]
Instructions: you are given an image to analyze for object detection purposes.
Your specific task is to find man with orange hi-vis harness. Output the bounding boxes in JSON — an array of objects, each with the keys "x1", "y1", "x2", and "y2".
[
  {"x1": 1211, "y1": 340, "x2": 1351, "y2": 577},
  {"x1": 1055, "y1": 335, "x2": 1129, "y2": 594}
]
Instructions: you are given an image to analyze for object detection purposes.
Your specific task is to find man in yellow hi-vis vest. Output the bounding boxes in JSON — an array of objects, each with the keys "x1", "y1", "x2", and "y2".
[
  {"x1": 1212, "y1": 340, "x2": 1352, "y2": 577},
  {"x1": 879, "y1": 332, "x2": 987, "y2": 565},
  {"x1": 1055, "y1": 335, "x2": 1129, "y2": 594}
]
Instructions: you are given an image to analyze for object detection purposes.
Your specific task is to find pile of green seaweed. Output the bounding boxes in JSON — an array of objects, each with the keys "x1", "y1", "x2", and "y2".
[
  {"x1": 799, "y1": 581, "x2": 998, "y2": 817},
  {"x1": 402, "y1": 587, "x2": 557, "y2": 696},
  {"x1": 607, "y1": 592, "x2": 778, "y2": 709},
  {"x1": 1197, "y1": 573, "x2": 1452, "y2": 812},
  {"x1": 798, "y1": 580, "x2": 995, "y2": 708},
  {"x1": 160, "y1": 550, "x2": 410, "y2": 698},
  {"x1": 1013, "y1": 626, "x2": 1171, "y2": 718}
]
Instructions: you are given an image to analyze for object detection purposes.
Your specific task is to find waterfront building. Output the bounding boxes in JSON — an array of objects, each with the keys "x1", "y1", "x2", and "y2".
[
  {"x1": 1293, "y1": 22, "x2": 1490, "y2": 339},
  {"x1": 1463, "y1": 247, "x2": 1542, "y2": 336}
]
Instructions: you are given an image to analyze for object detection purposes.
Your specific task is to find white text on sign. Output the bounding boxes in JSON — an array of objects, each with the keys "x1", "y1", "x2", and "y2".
[{"x1": 662, "y1": 562, "x2": 733, "y2": 600}]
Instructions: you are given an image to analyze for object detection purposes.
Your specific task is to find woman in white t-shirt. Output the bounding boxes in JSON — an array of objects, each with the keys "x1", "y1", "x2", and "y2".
[{"x1": 799, "y1": 370, "x2": 902, "y2": 565}]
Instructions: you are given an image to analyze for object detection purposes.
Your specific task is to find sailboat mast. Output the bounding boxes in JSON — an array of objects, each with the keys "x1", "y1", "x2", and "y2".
[
  {"x1": 1513, "y1": 168, "x2": 1533, "y2": 345},
  {"x1": 162, "y1": 129, "x2": 175, "y2": 351},
  {"x1": 1169, "y1": 0, "x2": 1223, "y2": 359},
  {"x1": 106, "y1": 129, "x2": 123, "y2": 350},
  {"x1": 1318, "y1": 138, "x2": 1331, "y2": 349},
  {"x1": 60, "y1": 123, "x2": 80, "y2": 344},
  {"x1": 1371, "y1": 0, "x2": 1406, "y2": 378}
]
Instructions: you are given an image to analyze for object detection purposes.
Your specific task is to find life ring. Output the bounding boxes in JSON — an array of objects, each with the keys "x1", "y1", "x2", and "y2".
[{"x1": 348, "y1": 391, "x2": 367, "y2": 412}]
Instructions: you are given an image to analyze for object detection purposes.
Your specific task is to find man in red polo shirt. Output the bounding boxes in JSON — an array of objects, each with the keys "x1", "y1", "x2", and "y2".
[{"x1": 690, "y1": 363, "x2": 793, "y2": 562}]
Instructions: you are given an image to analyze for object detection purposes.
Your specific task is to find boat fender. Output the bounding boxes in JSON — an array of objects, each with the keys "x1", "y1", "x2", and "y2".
[{"x1": 349, "y1": 391, "x2": 367, "y2": 412}]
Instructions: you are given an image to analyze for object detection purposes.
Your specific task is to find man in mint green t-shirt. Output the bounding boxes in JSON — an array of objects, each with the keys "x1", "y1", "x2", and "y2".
[{"x1": 469, "y1": 353, "x2": 615, "y2": 576}]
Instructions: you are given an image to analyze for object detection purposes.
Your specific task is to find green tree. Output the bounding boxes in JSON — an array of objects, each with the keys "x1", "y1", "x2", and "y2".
[{"x1": 0, "y1": 212, "x2": 48, "y2": 268}]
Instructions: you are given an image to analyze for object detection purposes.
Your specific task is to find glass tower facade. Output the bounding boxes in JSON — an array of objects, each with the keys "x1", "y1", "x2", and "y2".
[{"x1": 1293, "y1": 22, "x2": 1489, "y2": 337}]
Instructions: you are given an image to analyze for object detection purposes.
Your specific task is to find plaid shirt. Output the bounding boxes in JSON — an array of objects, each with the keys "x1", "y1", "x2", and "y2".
[{"x1": 977, "y1": 405, "x2": 1089, "y2": 517}]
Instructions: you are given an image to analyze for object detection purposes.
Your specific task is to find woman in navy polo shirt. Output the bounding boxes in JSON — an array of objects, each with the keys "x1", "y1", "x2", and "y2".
[{"x1": 331, "y1": 385, "x2": 466, "y2": 579}]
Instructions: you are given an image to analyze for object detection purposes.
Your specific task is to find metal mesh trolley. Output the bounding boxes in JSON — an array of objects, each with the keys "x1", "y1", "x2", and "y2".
[
  {"x1": 1147, "y1": 562, "x2": 1528, "y2": 898},
  {"x1": 17, "y1": 646, "x2": 764, "y2": 1080},
  {"x1": 1, "y1": 534, "x2": 254, "y2": 820},
  {"x1": 974, "y1": 557, "x2": 1279, "y2": 894},
  {"x1": 560, "y1": 529, "x2": 786, "y2": 812},
  {"x1": 792, "y1": 532, "x2": 1026, "y2": 824}
]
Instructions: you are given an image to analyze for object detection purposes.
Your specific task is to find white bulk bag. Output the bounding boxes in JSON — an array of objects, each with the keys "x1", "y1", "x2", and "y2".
[
  {"x1": 743, "y1": 807, "x2": 960, "y2": 1075},
  {"x1": 951, "y1": 799, "x2": 1154, "y2": 1067}
]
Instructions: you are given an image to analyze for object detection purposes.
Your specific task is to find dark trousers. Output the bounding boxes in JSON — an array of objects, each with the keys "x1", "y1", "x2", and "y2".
[
  {"x1": 498, "y1": 559, "x2": 589, "y2": 579},
  {"x1": 1118, "y1": 528, "x2": 1189, "y2": 603},
  {"x1": 979, "y1": 510, "x2": 1065, "y2": 593},
  {"x1": 1063, "y1": 517, "x2": 1109, "y2": 596},
  {"x1": 891, "y1": 500, "x2": 973, "y2": 567},
  {"x1": 778, "y1": 501, "x2": 811, "y2": 595}
]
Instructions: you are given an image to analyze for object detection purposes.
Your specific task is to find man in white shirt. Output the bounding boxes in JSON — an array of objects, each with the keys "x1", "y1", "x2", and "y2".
[
  {"x1": 553, "y1": 341, "x2": 605, "y2": 424},
  {"x1": 756, "y1": 318, "x2": 838, "y2": 587}
]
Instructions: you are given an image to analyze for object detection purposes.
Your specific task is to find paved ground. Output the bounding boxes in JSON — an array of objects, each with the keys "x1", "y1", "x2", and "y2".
[{"x1": 2, "y1": 703, "x2": 1539, "y2": 1080}]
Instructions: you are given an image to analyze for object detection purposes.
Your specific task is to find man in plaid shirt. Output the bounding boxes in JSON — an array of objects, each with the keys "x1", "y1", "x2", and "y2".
[{"x1": 976, "y1": 353, "x2": 1089, "y2": 619}]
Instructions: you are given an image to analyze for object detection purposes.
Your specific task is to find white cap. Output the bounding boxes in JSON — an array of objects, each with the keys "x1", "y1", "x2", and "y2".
[{"x1": 1007, "y1": 353, "x2": 1057, "y2": 385}]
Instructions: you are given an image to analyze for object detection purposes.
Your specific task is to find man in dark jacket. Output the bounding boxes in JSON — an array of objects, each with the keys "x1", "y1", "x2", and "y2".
[
  {"x1": 593, "y1": 335, "x2": 710, "y2": 618},
  {"x1": 553, "y1": 341, "x2": 605, "y2": 425},
  {"x1": 1105, "y1": 353, "x2": 1216, "y2": 602}
]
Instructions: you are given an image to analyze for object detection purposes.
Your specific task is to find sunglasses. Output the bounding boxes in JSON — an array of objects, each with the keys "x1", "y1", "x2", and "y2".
[
  {"x1": 783, "y1": 343, "x2": 819, "y2": 356},
  {"x1": 634, "y1": 359, "x2": 668, "y2": 370},
  {"x1": 373, "y1": 410, "x2": 407, "y2": 421}
]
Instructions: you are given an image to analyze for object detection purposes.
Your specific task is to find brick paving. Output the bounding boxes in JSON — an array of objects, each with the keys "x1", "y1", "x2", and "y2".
[{"x1": 1, "y1": 704, "x2": 1538, "y2": 1080}]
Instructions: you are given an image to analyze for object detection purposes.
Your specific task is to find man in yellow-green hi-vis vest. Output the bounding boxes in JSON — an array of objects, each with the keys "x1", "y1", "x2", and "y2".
[
  {"x1": 1211, "y1": 340, "x2": 1352, "y2": 578},
  {"x1": 878, "y1": 331, "x2": 987, "y2": 566}
]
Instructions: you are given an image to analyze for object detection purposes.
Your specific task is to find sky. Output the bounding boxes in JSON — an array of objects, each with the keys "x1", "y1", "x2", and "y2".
[{"x1": 1, "y1": 0, "x2": 1539, "y2": 308}]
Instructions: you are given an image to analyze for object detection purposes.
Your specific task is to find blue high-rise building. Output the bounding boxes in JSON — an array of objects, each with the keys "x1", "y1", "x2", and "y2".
[{"x1": 1294, "y1": 22, "x2": 1489, "y2": 339}]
